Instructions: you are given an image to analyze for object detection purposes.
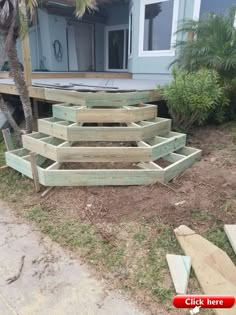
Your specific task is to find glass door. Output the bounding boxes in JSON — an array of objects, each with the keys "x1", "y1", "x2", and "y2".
[{"x1": 105, "y1": 25, "x2": 128, "y2": 71}]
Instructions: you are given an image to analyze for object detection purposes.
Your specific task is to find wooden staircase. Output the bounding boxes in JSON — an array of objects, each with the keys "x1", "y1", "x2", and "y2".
[{"x1": 5, "y1": 103, "x2": 201, "y2": 186}]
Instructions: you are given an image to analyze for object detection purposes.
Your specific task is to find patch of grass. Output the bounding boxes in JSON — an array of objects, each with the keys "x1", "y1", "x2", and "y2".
[
  {"x1": 0, "y1": 138, "x2": 33, "y2": 200},
  {"x1": 27, "y1": 206, "x2": 126, "y2": 272},
  {"x1": 204, "y1": 226, "x2": 236, "y2": 265},
  {"x1": 191, "y1": 209, "x2": 213, "y2": 221},
  {"x1": 27, "y1": 206, "x2": 182, "y2": 304},
  {"x1": 0, "y1": 138, "x2": 6, "y2": 166}
]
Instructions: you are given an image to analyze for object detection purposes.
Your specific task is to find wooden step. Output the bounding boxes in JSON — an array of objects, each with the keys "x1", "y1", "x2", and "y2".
[
  {"x1": 37, "y1": 117, "x2": 171, "y2": 142},
  {"x1": 6, "y1": 146, "x2": 201, "y2": 186},
  {"x1": 138, "y1": 146, "x2": 201, "y2": 182},
  {"x1": 22, "y1": 130, "x2": 187, "y2": 164},
  {"x1": 43, "y1": 90, "x2": 158, "y2": 107},
  {"x1": 52, "y1": 103, "x2": 158, "y2": 123}
]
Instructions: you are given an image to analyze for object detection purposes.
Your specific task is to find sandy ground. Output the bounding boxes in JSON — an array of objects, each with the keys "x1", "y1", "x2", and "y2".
[{"x1": 0, "y1": 201, "x2": 144, "y2": 315}]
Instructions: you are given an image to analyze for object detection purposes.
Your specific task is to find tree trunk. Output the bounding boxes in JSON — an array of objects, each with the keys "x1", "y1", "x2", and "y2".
[
  {"x1": 7, "y1": 40, "x2": 33, "y2": 134},
  {"x1": 0, "y1": 94, "x2": 22, "y2": 146}
]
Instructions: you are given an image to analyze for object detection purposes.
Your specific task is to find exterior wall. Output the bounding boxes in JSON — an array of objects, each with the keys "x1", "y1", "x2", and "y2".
[
  {"x1": 48, "y1": 14, "x2": 69, "y2": 71},
  {"x1": 105, "y1": 3, "x2": 129, "y2": 26},
  {"x1": 95, "y1": 23, "x2": 105, "y2": 71},
  {"x1": 128, "y1": 0, "x2": 195, "y2": 83},
  {"x1": 14, "y1": 0, "x2": 236, "y2": 77},
  {"x1": 37, "y1": 10, "x2": 69, "y2": 71},
  {"x1": 16, "y1": 26, "x2": 41, "y2": 71}
]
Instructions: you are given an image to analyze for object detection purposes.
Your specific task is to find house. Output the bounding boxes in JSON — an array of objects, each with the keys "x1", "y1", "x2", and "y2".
[{"x1": 14, "y1": 0, "x2": 236, "y2": 84}]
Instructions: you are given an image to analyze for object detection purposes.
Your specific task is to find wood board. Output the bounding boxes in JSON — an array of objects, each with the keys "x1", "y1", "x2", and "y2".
[
  {"x1": 174, "y1": 225, "x2": 236, "y2": 315},
  {"x1": 166, "y1": 254, "x2": 191, "y2": 294},
  {"x1": 224, "y1": 225, "x2": 236, "y2": 255}
]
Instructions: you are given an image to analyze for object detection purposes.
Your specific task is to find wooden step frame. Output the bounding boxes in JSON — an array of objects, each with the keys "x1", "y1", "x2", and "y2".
[
  {"x1": 52, "y1": 103, "x2": 158, "y2": 123},
  {"x1": 5, "y1": 146, "x2": 201, "y2": 186},
  {"x1": 22, "y1": 131, "x2": 186, "y2": 163},
  {"x1": 37, "y1": 117, "x2": 171, "y2": 142}
]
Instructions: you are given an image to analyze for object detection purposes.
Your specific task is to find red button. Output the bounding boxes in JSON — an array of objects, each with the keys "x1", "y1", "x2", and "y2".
[{"x1": 173, "y1": 295, "x2": 235, "y2": 309}]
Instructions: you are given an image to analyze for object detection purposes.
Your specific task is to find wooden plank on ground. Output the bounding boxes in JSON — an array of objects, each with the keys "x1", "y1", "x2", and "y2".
[
  {"x1": 224, "y1": 225, "x2": 236, "y2": 255},
  {"x1": 174, "y1": 225, "x2": 236, "y2": 315},
  {"x1": 2, "y1": 129, "x2": 14, "y2": 151},
  {"x1": 166, "y1": 254, "x2": 191, "y2": 294}
]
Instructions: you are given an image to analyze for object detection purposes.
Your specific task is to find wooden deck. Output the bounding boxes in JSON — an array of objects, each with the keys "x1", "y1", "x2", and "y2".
[{"x1": 0, "y1": 75, "x2": 159, "y2": 105}]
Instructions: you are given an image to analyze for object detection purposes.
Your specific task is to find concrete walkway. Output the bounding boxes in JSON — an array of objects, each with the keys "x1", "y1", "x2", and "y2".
[{"x1": 0, "y1": 201, "x2": 144, "y2": 315}]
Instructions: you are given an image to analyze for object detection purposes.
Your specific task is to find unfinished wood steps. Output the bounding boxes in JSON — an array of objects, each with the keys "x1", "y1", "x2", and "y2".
[{"x1": 5, "y1": 103, "x2": 201, "y2": 187}]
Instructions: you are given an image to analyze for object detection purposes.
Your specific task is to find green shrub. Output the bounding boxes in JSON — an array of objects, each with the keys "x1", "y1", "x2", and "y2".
[{"x1": 160, "y1": 68, "x2": 229, "y2": 131}]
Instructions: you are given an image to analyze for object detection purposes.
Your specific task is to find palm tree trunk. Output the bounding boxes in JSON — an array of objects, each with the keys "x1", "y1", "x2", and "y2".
[
  {"x1": 0, "y1": 94, "x2": 22, "y2": 145},
  {"x1": 7, "y1": 40, "x2": 33, "y2": 134}
]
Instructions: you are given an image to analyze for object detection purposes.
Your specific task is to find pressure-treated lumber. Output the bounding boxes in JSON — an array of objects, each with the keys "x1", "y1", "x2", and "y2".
[
  {"x1": 2, "y1": 129, "x2": 14, "y2": 151},
  {"x1": 0, "y1": 84, "x2": 160, "y2": 105},
  {"x1": 174, "y1": 225, "x2": 236, "y2": 315},
  {"x1": 163, "y1": 147, "x2": 201, "y2": 182},
  {"x1": 38, "y1": 117, "x2": 171, "y2": 142},
  {"x1": 0, "y1": 71, "x2": 132, "y2": 80},
  {"x1": 5, "y1": 146, "x2": 201, "y2": 185},
  {"x1": 19, "y1": 0, "x2": 32, "y2": 86},
  {"x1": 151, "y1": 134, "x2": 186, "y2": 160},
  {"x1": 42, "y1": 169, "x2": 162, "y2": 186},
  {"x1": 30, "y1": 152, "x2": 40, "y2": 192},
  {"x1": 224, "y1": 225, "x2": 236, "y2": 255},
  {"x1": 52, "y1": 103, "x2": 157, "y2": 123},
  {"x1": 166, "y1": 254, "x2": 191, "y2": 294}
]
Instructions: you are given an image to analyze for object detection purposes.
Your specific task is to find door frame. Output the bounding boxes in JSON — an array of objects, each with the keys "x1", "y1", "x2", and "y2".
[{"x1": 105, "y1": 24, "x2": 129, "y2": 72}]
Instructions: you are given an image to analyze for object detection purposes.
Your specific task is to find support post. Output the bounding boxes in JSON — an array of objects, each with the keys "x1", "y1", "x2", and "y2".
[
  {"x1": 30, "y1": 152, "x2": 41, "y2": 192},
  {"x1": 19, "y1": 0, "x2": 32, "y2": 86},
  {"x1": 2, "y1": 128, "x2": 14, "y2": 151},
  {"x1": 33, "y1": 99, "x2": 39, "y2": 119}
]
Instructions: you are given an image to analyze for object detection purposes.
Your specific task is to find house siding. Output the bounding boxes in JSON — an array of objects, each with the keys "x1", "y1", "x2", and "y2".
[{"x1": 128, "y1": 0, "x2": 195, "y2": 83}]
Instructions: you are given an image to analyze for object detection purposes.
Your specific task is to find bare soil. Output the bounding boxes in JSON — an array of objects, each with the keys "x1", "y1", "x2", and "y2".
[{"x1": 42, "y1": 126, "x2": 236, "y2": 233}]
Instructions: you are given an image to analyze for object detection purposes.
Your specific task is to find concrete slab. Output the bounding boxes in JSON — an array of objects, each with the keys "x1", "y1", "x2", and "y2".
[{"x1": 0, "y1": 201, "x2": 144, "y2": 315}]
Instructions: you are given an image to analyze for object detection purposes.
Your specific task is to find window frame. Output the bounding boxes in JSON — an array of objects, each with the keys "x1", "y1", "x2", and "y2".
[
  {"x1": 128, "y1": 7, "x2": 133, "y2": 58},
  {"x1": 138, "y1": 0, "x2": 180, "y2": 57},
  {"x1": 193, "y1": 0, "x2": 201, "y2": 20},
  {"x1": 105, "y1": 24, "x2": 129, "y2": 72}
]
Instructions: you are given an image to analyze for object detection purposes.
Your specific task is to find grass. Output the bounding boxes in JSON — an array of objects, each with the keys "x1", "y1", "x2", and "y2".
[{"x1": 26, "y1": 206, "x2": 180, "y2": 304}]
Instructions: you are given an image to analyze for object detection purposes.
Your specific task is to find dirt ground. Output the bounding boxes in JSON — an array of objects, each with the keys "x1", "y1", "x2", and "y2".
[
  {"x1": 42, "y1": 125, "x2": 236, "y2": 231},
  {"x1": 0, "y1": 123, "x2": 235, "y2": 315}
]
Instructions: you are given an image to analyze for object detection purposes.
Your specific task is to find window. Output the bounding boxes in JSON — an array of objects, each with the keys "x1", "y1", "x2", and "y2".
[
  {"x1": 139, "y1": 0, "x2": 179, "y2": 56},
  {"x1": 128, "y1": 9, "x2": 133, "y2": 57},
  {"x1": 200, "y1": 0, "x2": 235, "y2": 17}
]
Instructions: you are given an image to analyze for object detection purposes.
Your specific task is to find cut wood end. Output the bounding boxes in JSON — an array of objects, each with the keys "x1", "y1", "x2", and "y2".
[{"x1": 174, "y1": 225, "x2": 196, "y2": 236}]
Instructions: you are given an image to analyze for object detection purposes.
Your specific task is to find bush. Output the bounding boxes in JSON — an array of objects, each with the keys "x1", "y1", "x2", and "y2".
[{"x1": 160, "y1": 68, "x2": 229, "y2": 131}]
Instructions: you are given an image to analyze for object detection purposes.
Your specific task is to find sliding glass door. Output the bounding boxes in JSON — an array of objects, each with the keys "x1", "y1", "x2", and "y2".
[{"x1": 105, "y1": 25, "x2": 128, "y2": 71}]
